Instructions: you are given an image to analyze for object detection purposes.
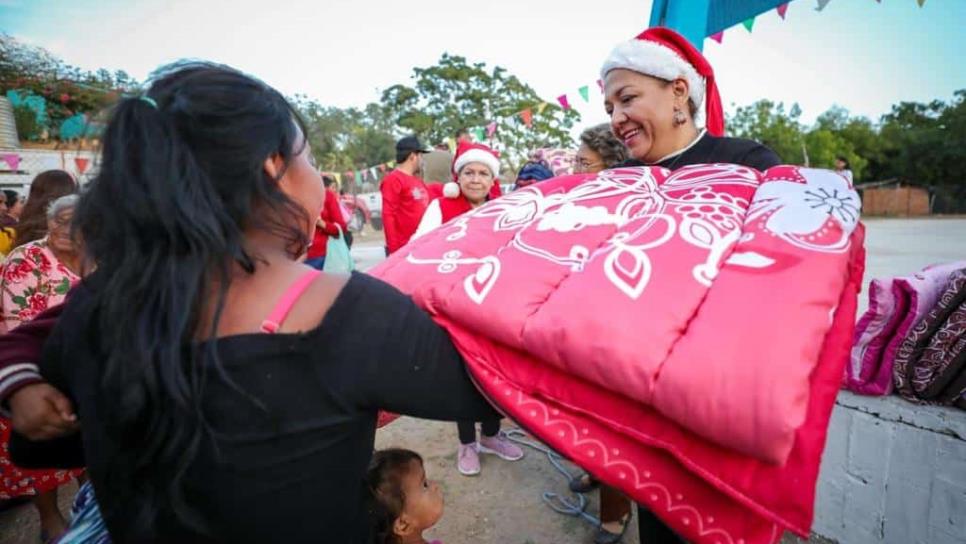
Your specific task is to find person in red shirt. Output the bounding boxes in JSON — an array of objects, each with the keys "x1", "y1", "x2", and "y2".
[
  {"x1": 381, "y1": 136, "x2": 430, "y2": 255},
  {"x1": 305, "y1": 175, "x2": 348, "y2": 270}
]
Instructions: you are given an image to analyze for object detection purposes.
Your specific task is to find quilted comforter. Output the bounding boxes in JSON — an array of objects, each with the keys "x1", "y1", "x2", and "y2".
[{"x1": 371, "y1": 164, "x2": 865, "y2": 543}]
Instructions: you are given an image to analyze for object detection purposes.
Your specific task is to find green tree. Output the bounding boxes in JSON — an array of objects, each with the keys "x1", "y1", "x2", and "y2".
[
  {"x1": 727, "y1": 100, "x2": 806, "y2": 164},
  {"x1": 381, "y1": 53, "x2": 580, "y2": 172}
]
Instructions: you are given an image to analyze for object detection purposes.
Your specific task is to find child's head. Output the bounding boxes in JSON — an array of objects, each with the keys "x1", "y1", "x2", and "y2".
[{"x1": 367, "y1": 449, "x2": 444, "y2": 544}]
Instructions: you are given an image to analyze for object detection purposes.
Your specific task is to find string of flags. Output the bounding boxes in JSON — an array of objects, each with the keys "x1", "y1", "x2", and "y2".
[
  {"x1": 324, "y1": 80, "x2": 605, "y2": 186},
  {"x1": 1, "y1": 151, "x2": 93, "y2": 175},
  {"x1": 709, "y1": 0, "x2": 927, "y2": 44}
]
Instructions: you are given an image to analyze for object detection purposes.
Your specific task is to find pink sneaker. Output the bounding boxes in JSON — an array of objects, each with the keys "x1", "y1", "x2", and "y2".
[
  {"x1": 457, "y1": 443, "x2": 481, "y2": 476},
  {"x1": 478, "y1": 432, "x2": 524, "y2": 461}
]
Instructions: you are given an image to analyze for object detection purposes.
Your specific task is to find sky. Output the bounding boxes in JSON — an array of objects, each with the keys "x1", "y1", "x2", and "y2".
[{"x1": 2, "y1": 0, "x2": 965, "y2": 133}]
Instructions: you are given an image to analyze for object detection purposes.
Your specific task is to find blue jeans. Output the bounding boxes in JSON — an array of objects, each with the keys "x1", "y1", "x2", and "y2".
[{"x1": 305, "y1": 256, "x2": 325, "y2": 270}]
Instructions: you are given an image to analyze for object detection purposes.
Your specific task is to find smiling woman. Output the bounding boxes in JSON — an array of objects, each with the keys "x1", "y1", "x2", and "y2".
[{"x1": 602, "y1": 27, "x2": 780, "y2": 173}]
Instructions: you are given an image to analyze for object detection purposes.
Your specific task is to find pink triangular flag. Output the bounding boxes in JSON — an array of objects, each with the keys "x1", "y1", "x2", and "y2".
[
  {"x1": 709, "y1": 31, "x2": 724, "y2": 44},
  {"x1": 596, "y1": 79, "x2": 604, "y2": 93},
  {"x1": 1, "y1": 153, "x2": 20, "y2": 171},
  {"x1": 777, "y1": 3, "x2": 789, "y2": 18},
  {"x1": 486, "y1": 121, "x2": 497, "y2": 138},
  {"x1": 557, "y1": 95, "x2": 571, "y2": 110},
  {"x1": 74, "y1": 156, "x2": 89, "y2": 174}
]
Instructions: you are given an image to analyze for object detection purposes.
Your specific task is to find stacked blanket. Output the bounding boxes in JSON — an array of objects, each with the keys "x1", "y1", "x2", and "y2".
[
  {"x1": 847, "y1": 261, "x2": 966, "y2": 396},
  {"x1": 371, "y1": 164, "x2": 864, "y2": 543},
  {"x1": 893, "y1": 268, "x2": 966, "y2": 407}
]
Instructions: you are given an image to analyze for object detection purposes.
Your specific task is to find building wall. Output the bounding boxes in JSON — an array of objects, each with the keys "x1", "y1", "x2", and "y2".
[
  {"x1": 813, "y1": 391, "x2": 966, "y2": 543},
  {"x1": 862, "y1": 187, "x2": 931, "y2": 216}
]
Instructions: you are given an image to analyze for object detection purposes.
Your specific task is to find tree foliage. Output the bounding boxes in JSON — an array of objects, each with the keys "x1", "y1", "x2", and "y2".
[
  {"x1": 381, "y1": 54, "x2": 580, "y2": 172},
  {"x1": 728, "y1": 91, "x2": 965, "y2": 187},
  {"x1": 1, "y1": 34, "x2": 138, "y2": 139}
]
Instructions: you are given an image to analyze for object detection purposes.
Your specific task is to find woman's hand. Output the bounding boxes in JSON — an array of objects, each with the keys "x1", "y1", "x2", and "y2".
[{"x1": 8, "y1": 383, "x2": 79, "y2": 440}]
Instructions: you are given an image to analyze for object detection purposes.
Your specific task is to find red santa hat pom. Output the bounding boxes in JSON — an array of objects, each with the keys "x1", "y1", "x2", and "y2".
[
  {"x1": 442, "y1": 181, "x2": 461, "y2": 199},
  {"x1": 452, "y1": 141, "x2": 501, "y2": 184},
  {"x1": 600, "y1": 27, "x2": 724, "y2": 137}
]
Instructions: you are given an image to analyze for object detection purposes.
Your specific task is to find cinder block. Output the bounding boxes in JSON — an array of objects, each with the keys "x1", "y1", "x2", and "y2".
[
  {"x1": 887, "y1": 425, "x2": 940, "y2": 487},
  {"x1": 935, "y1": 437, "x2": 966, "y2": 485},
  {"x1": 929, "y1": 477, "x2": 966, "y2": 541},
  {"x1": 884, "y1": 482, "x2": 931, "y2": 544},
  {"x1": 842, "y1": 474, "x2": 887, "y2": 542},
  {"x1": 846, "y1": 413, "x2": 894, "y2": 485}
]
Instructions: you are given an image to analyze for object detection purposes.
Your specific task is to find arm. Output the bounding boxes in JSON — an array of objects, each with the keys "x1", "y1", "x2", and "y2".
[
  {"x1": 0, "y1": 302, "x2": 79, "y2": 440},
  {"x1": 8, "y1": 303, "x2": 84, "y2": 469},
  {"x1": 318, "y1": 191, "x2": 348, "y2": 237},
  {"x1": 350, "y1": 275, "x2": 500, "y2": 422},
  {"x1": 0, "y1": 303, "x2": 65, "y2": 406},
  {"x1": 380, "y1": 177, "x2": 402, "y2": 253}
]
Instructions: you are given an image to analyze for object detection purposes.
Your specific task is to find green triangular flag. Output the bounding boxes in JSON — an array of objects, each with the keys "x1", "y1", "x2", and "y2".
[
  {"x1": 742, "y1": 17, "x2": 755, "y2": 32},
  {"x1": 473, "y1": 127, "x2": 485, "y2": 141},
  {"x1": 354, "y1": 171, "x2": 362, "y2": 183},
  {"x1": 578, "y1": 85, "x2": 590, "y2": 102}
]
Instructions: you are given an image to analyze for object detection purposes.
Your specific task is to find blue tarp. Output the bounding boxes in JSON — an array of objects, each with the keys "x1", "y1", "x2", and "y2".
[{"x1": 649, "y1": 0, "x2": 788, "y2": 50}]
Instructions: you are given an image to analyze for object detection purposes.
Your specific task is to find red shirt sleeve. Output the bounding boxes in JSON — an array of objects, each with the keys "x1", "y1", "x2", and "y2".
[
  {"x1": 381, "y1": 174, "x2": 402, "y2": 253},
  {"x1": 319, "y1": 191, "x2": 348, "y2": 236}
]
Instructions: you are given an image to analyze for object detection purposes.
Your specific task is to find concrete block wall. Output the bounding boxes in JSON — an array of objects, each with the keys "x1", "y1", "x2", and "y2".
[{"x1": 813, "y1": 391, "x2": 966, "y2": 543}]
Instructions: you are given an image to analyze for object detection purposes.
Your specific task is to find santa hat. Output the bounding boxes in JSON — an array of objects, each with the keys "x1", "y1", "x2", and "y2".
[
  {"x1": 445, "y1": 142, "x2": 501, "y2": 198},
  {"x1": 600, "y1": 27, "x2": 724, "y2": 137}
]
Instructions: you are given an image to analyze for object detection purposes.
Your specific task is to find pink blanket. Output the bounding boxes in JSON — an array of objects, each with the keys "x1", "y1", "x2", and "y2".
[
  {"x1": 372, "y1": 164, "x2": 864, "y2": 543},
  {"x1": 847, "y1": 261, "x2": 966, "y2": 395}
]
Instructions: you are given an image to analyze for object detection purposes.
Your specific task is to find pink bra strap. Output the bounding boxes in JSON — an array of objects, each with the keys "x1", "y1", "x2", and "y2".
[{"x1": 260, "y1": 270, "x2": 322, "y2": 334}]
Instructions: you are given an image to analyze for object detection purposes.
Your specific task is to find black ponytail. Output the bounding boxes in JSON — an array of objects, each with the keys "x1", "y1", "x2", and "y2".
[{"x1": 73, "y1": 61, "x2": 310, "y2": 539}]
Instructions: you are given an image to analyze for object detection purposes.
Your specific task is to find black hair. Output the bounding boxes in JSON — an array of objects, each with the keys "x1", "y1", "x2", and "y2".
[
  {"x1": 395, "y1": 150, "x2": 415, "y2": 164},
  {"x1": 454, "y1": 127, "x2": 469, "y2": 139},
  {"x1": 366, "y1": 449, "x2": 424, "y2": 544},
  {"x1": 836, "y1": 156, "x2": 850, "y2": 169},
  {"x1": 2, "y1": 189, "x2": 19, "y2": 206},
  {"x1": 72, "y1": 61, "x2": 310, "y2": 539},
  {"x1": 323, "y1": 175, "x2": 336, "y2": 188}
]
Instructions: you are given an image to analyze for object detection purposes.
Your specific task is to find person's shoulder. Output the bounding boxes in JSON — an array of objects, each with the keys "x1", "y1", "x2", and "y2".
[{"x1": 707, "y1": 135, "x2": 782, "y2": 170}]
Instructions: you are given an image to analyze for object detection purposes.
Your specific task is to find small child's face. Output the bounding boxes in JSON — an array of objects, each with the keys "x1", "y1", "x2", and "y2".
[{"x1": 400, "y1": 460, "x2": 444, "y2": 531}]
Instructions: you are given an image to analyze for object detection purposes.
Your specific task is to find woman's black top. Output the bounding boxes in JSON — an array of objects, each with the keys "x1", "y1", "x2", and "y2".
[
  {"x1": 618, "y1": 133, "x2": 782, "y2": 172},
  {"x1": 14, "y1": 272, "x2": 499, "y2": 543}
]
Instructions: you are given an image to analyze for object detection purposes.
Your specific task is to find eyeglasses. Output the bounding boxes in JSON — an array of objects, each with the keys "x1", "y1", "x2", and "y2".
[
  {"x1": 573, "y1": 160, "x2": 602, "y2": 172},
  {"x1": 51, "y1": 215, "x2": 73, "y2": 227}
]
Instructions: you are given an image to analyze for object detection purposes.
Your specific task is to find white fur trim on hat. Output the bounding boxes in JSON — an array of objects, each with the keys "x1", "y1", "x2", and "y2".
[
  {"x1": 443, "y1": 181, "x2": 461, "y2": 199},
  {"x1": 600, "y1": 39, "x2": 705, "y2": 113},
  {"x1": 454, "y1": 149, "x2": 500, "y2": 179}
]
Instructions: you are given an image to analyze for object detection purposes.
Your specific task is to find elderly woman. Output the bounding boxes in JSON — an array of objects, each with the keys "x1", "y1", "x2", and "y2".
[
  {"x1": 0, "y1": 194, "x2": 82, "y2": 543},
  {"x1": 599, "y1": 26, "x2": 782, "y2": 542},
  {"x1": 574, "y1": 124, "x2": 629, "y2": 175},
  {"x1": 414, "y1": 142, "x2": 526, "y2": 476}
]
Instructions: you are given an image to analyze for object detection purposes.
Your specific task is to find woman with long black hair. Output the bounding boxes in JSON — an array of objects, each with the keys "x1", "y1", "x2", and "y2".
[{"x1": 13, "y1": 61, "x2": 500, "y2": 543}]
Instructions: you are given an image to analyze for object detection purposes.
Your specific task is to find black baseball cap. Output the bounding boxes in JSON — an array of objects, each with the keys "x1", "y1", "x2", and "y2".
[{"x1": 395, "y1": 135, "x2": 431, "y2": 155}]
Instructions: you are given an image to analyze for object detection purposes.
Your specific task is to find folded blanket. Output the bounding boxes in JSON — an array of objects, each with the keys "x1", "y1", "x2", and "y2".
[
  {"x1": 847, "y1": 261, "x2": 966, "y2": 395},
  {"x1": 372, "y1": 164, "x2": 864, "y2": 543},
  {"x1": 893, "y1": 268, "x2": 966, "y2": 407}
]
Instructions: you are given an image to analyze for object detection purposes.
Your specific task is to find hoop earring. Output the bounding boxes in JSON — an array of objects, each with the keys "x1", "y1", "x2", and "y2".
[{"x1": 672, "y1": 109, "x2": 687, "y2": 127}]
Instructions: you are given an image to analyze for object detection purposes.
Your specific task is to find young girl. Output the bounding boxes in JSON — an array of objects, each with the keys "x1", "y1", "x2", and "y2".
[{"x1": 367, "y1": 449, "x2": 444, "y2": 544}]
